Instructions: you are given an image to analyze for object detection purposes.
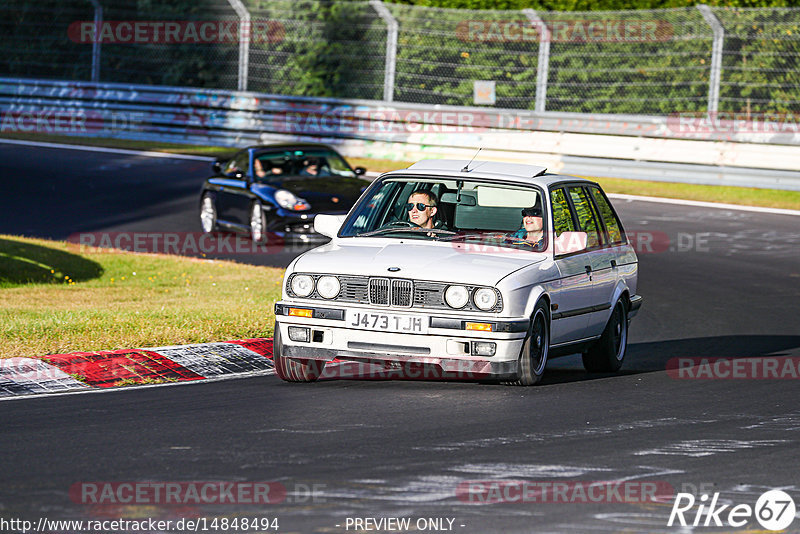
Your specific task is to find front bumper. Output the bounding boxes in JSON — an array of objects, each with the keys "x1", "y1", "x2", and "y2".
[{"x1": 274, "y1": 302, "x2": 530, "y2": 380}]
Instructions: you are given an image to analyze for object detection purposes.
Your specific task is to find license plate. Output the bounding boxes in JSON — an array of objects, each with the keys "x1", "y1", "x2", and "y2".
[{"x1": 347, "y1": 311, "x2": 427, "y2": 334}]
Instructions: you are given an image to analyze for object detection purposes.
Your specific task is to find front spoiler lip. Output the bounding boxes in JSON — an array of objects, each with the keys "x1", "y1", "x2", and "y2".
[{"x1": 281, "y1": 345, "x2": 519, "y2": 380}]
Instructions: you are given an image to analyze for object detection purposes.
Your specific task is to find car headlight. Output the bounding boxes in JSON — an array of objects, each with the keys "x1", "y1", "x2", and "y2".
[
  {"x1": 473, "y1": 288, "x2": 498, "y2": 311},
  {"x1": 275, "y1": 189, "x2": 309, "y2": 210},
  {"x1": 444, "y1": 285, "x2": 469, "y2": 309},
  {"x1": 290, "y1": 274, "x2": 314, "y2": 297},
  {"x1": 316, "y1": 276, "x2": 340, "y2": 299}
]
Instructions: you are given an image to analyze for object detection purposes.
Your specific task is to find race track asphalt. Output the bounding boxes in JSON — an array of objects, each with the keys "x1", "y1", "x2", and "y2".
[{"x1": 2, "y1": 142, "x2": 800, "y2": 533}]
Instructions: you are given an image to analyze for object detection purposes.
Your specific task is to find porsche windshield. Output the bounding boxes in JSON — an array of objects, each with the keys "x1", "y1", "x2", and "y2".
[{"x1": 339, "y1": 177, "x2": 547, "y2": 250}]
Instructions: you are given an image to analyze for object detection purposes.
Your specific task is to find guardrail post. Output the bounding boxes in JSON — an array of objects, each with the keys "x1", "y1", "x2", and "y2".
[
  {"x1": 227, "y1": 0, "x2": 250, "y2": 91},
  {"x1": 370, "y1": 0, "x2": 398, "y2": 102},
  {"x1": 696, "y1": 4, "x2": 724, "y2": 115},
  {"x1": 523, "y1": 9, "x2": 549, "y2": 113},
  {"x1": 88, "y1": 0, "x2": 102, "y2": 82}
]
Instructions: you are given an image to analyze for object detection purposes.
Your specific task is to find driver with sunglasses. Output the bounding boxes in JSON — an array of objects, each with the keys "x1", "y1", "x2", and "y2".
[{"x1": 405, "y1": 191, "x2": 441, "y2": 229}]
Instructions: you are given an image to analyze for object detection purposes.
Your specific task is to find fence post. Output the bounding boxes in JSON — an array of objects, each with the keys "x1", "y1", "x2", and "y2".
[
  {"x1": 370, "y1": 0, "x2": 398, "y2": 102},
  {"x1": 227, "y1": 0, "x2": 250, "y2": 91},
  {"x1": 696, "y1": 4, "x2": 724, "y2": 115},
  {"x1": 88, "y1": 0, "x2": 102, "y2": 82},
  {"x1": 523, "y1": 9, "x2": 549, "y2": 113}
]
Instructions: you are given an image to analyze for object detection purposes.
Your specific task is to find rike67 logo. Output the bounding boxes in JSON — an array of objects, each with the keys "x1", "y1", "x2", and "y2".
[{"x1": 668, "y1": 490, "x2": 796, "y2": 531}]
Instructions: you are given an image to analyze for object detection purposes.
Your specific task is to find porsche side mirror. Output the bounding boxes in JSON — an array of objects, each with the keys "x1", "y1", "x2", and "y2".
[
  {"x1": 212, "y1": 159, "x2": 223, "y2": 173},
  {"x1": 354, "y1": 167, "x2": 367, "y2": 176}
]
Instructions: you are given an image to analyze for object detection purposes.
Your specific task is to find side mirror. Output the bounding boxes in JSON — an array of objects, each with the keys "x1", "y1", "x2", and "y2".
[
  {"x1": 314, "y1": 214, "x2": 346, "y2": 239},
  {"x1": 554, "y1": 231, "x2": 588, "y2": 255},
  {"x1": 354, "y1": 167, "x2": 367, "y2": 176},
  {"x1": 212, "y1": 159, "x2": 223, "y2": 173},
  {"x1": 230, "y1": 170, "x2": 245, "y2": 180}
]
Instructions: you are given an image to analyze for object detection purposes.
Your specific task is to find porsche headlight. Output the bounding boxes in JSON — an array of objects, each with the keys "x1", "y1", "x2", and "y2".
[
  {"x1": 473, "y1": 288, "x2": 498, "y2": 311},
  {"x1": 316, "y1": 276, "x2": 341, "y2": 299},
  {"x1": 290, "y1": 274, "x2": 314, "y2": 297},
  {"x1": 444, "y1": 285, "x2": 469, "y2": 309},
  {"x1": 275, "y1": 189, "x2": 309, "y2": 210}
]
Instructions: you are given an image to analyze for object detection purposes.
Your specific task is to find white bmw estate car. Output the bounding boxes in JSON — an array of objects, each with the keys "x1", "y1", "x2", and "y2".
[{"x1": 273, "y1": 160, "x2": 642, "y2": 385}]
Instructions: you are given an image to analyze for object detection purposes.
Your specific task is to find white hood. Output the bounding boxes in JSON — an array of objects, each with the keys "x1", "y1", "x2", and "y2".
[{"x1": 292, "y1": 238, "x2": 546, "y2": 286}]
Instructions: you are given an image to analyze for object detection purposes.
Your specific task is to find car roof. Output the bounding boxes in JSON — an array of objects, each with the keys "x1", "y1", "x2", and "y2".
[
  {"x1": 246, "y1": 142, "x2": 337, "y2": 152},
  {"x1": 381, "y1": 159, "x2": 592, "y2": 188}
]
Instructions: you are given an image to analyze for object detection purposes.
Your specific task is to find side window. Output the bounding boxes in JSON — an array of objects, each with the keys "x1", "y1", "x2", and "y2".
[
  {"x1": 568, "y1": 186, "x2": 602, "y2": 248},
  {"x1": 224, "y1": 151, "x2": 250, "y2": 177},
  {"x1": 589, "y1": 187, "x2": 625, "y2": 244},
  {"x1": 550, "y1": 188, "x2": 576, "y2": 237}
]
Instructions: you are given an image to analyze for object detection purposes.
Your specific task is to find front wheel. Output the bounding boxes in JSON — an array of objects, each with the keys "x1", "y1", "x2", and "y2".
[
  {"x1": 506, "y1": 300, "x2": 549, "y2": 386},
  {"x1": 272, "y1": 325, "x2": 324, "y2": 382},
  {"x1": 250, "y1": 201, "x2": 268, "y2": 244},
  {"x1": 582, "y1": 299, "x2": 628, "y2": 372},
  {"x1": 200, "y1": 193, "x2": 217, "y2": 233}
]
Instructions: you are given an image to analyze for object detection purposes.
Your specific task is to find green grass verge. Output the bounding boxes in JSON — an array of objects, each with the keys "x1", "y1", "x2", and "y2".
[
  {"x1": 0, "y1": 235, "x2": 283, "y2": 359},
  {"x1": 3, "y1": 132, "x2": 799, "y2": 210}
]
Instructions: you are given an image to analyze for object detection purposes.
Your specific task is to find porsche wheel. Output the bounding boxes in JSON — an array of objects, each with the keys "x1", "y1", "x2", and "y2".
[
  {"x1": 200, "y1": 193, "x2": 217, "y2": 233},
  {"x1": 582, "y1": 299, "x2": 628, "y2": 373},
  {"x1": 273, "y1": 325, "x2": 324, "y2": 382},
  {"x1": 250, "y1": 201, "x2": 268, "y2": 244}
]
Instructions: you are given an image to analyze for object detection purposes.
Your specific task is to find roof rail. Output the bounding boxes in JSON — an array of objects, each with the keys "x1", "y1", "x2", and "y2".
[{"x1": 408, "y1": 159, "x2": 547, "y2": 178}]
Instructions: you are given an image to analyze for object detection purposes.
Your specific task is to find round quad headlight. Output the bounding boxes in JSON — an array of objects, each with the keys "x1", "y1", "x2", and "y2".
[
  {"x1": 444, "y1": 285, "x2": 469, "y2": 309},
  {"x1": 473, "y1": 288, "x2": 498, "y2": 311},
  {"x1": 316, "y1": 276, "x2": 341, "y2": 299},
  {"x1": 290, "y1": 274, "x2": 314, "y2": 297}
]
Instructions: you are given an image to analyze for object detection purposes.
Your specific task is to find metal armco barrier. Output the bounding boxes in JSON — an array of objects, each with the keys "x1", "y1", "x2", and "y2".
[{"x1": 1, "y1": 77, "x2": 799, "y2": 190}]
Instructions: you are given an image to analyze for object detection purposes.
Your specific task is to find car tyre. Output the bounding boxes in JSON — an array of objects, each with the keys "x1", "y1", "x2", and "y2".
[
  {"x1": 582, "y1": 298, "x2": 628, "y2": 373},
  {"x1": 272, "y1": 324, "x2": 324, "y2": 382},
  {"x1": 250, "y1": 201, "x2": 268, "y2": 244},
  {"x1": 200, "y1": 193, "x2": 217, "y2": 233},
  {"x1": 505, "y1": 300, "x2": 549, "y2": 386}
]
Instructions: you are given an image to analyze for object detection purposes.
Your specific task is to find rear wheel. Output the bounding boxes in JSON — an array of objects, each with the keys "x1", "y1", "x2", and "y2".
[
  {"x1": 250, "y1": 201, "x2": 268, "y2": 244},
  {"x1": 506, "y1": 300, "x2": 549, "y2": 386},
  {"x1": 582, "y1": 299, "x2": 628, "y2": 372},
  {"x1": 200, "y1": 193, "x2": 217, "y2": 233},
  {"x1": 272, "y1": 324, "x2": 324, "y2": 382}
]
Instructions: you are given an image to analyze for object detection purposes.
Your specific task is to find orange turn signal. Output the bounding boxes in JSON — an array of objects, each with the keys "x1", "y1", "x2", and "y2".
[
  {"x1": 288, "y1": 308, "x2": 313, "y2": 318},
  {"x1": 465, "y1": 322, "x2": 493, "y2": 332}
]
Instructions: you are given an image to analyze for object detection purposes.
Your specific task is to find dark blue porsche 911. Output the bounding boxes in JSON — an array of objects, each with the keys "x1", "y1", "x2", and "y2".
[{"x1": 199, "y1": 143, "x2": 368, "y2": 243}]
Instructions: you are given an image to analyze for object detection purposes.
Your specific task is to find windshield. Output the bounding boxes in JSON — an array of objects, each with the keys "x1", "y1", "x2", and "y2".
[
  {"x1": 252, "y1": 148, "x2": 355, "y2": 182},
  {"x1": 339, "y1": 177, "x2": 548, "y2": 251}
]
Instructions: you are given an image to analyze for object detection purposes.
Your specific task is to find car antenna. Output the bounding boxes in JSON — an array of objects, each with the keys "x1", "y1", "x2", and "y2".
[{"x1": 461, "y1": 148, "x2": 482, "y2": 172}]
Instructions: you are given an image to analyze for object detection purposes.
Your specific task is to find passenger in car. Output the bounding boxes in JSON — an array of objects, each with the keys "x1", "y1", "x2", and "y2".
[
  {"x1": 300, "y1": 157, "x2": 330, "y2": 177},
  {"x1": 406, "y1": 190, "x2": 443, "y2": 230},
  {"x1": 508, "y1": 204, "x2": 545, "y2": 248}
]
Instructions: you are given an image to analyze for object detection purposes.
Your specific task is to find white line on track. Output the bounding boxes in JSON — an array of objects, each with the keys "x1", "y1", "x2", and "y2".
[
  {"x1": 608, "y1": 193, "x2": 800, "y2": 217},
  {"x1": 0, "y1": 137, "x2": 215, "y2": 161}
]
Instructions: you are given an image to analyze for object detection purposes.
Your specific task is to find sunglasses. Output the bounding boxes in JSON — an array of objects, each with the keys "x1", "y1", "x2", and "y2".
[
  {"x1": 521, "y1": 208, "x2": 542, "y2": 217},
  {"x1": 406, "y1": 202, "x2": 433, "y2": 211}
]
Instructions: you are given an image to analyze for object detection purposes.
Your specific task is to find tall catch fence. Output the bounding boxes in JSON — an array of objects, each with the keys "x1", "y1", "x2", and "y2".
[{"x1": 0, "y1": 0, "x2": 798, "y2": 115}]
